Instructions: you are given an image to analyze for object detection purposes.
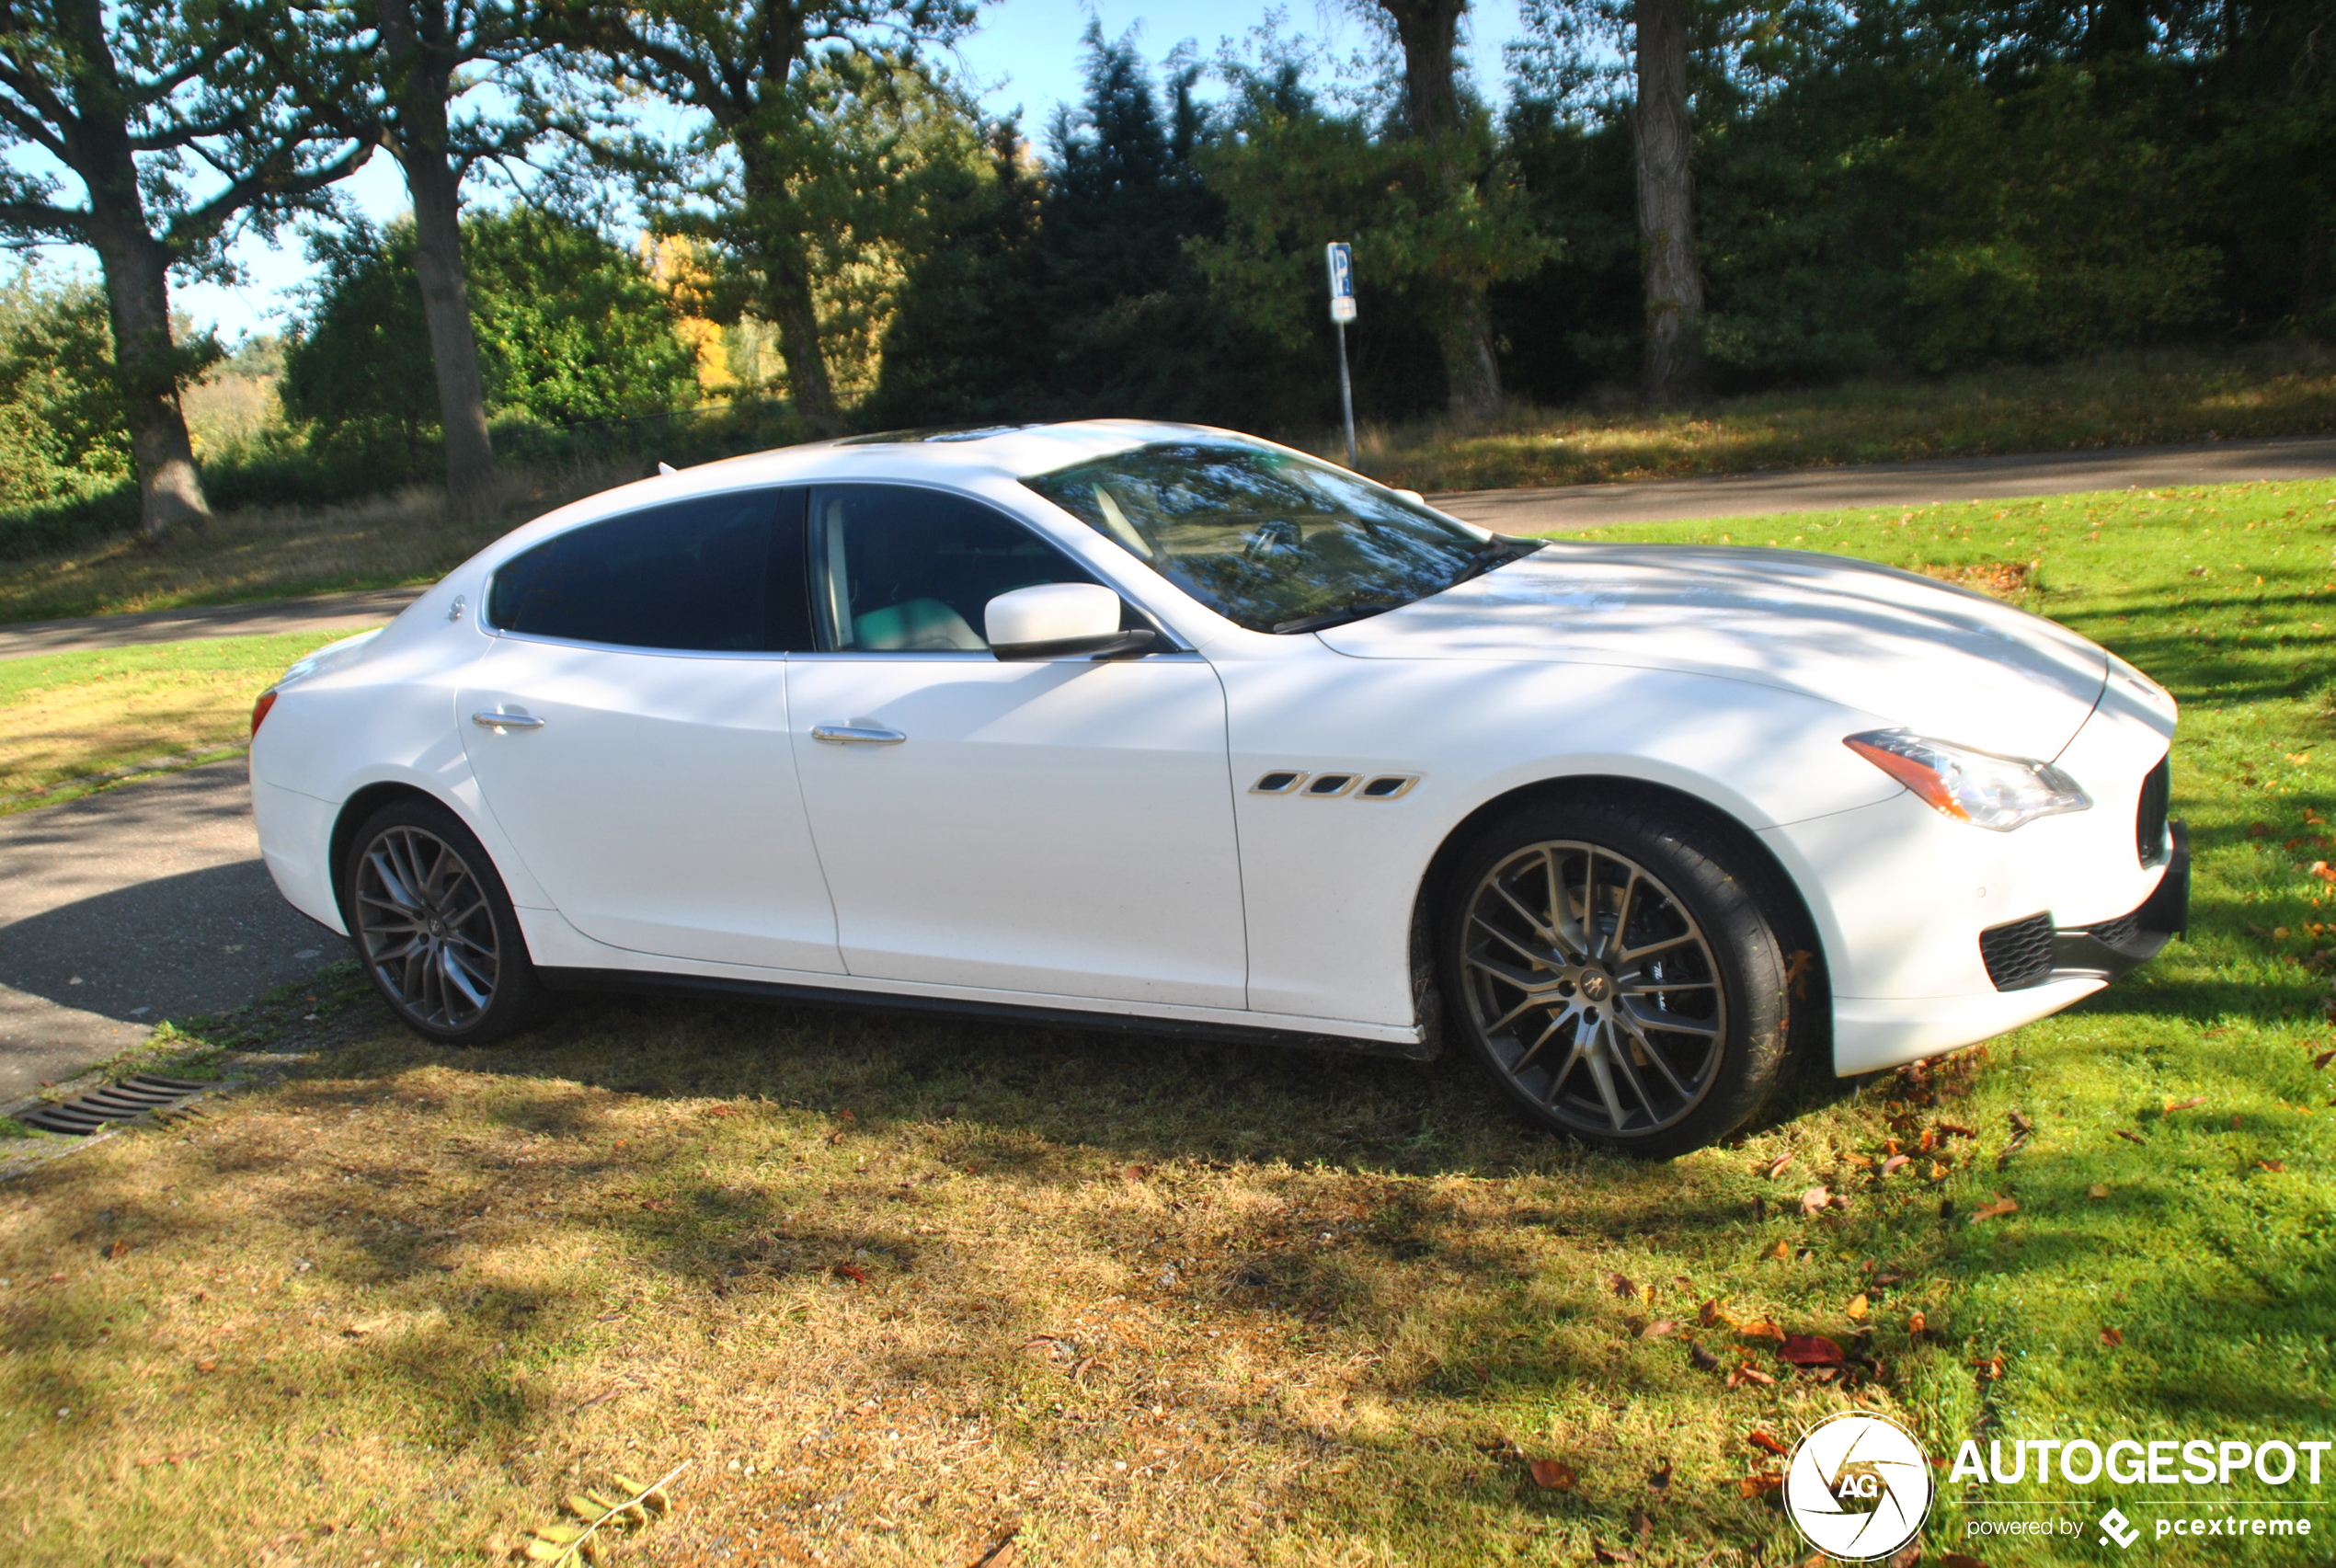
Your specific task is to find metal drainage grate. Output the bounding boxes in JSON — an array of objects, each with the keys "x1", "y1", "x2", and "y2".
[{"x1": 15, "y1": 1075, "x2": 216, "y2": 1136}]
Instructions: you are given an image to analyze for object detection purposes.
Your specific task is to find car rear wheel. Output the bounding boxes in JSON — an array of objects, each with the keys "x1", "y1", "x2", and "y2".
[
  {"x1": 1440, "y1": 799, "x2": 1793, "y2": 1158},
  {"x1": 341, "y1": 797, "x2": 545, "y2": 1045}
]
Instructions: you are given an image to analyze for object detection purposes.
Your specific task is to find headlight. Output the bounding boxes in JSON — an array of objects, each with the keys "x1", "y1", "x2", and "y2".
[{"x1": 1844, "y1": 729, "x2": 2090, "y2": 831}]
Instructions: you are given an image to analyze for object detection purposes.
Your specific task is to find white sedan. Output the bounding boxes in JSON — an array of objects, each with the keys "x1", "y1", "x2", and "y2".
[{"x1": 249, "y1": 421, "x2": 2185, "y2": 1156}]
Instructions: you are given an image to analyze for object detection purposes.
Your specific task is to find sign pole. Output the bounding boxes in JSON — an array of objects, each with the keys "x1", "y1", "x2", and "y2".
[
  {"x1": 1324, "y1": 242, "x2": 1359, "y2": 469},
  {"x1": 1334, "y1": 319, "x2": 1357, "y2": 469}
]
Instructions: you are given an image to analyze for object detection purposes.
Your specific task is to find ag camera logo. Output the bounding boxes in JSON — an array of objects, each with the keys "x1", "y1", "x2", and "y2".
[{"x1": 1784, "y1": 1411, "x2": 1935, "y2": 1561}]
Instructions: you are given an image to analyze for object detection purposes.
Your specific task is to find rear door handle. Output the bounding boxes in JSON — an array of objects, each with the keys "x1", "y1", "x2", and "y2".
[
  {"x1": 472, "y1": 711, "x2": 545, "y2": 731},
  {"x1": 810, "y1": 724, "x2": 906, "y2": 745}
]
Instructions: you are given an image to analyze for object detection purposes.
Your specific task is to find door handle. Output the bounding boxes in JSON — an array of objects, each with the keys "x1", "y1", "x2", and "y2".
[
  {"x1": 472, "y1": 711, "x2": 545, "y2": 731},
  {"x1": 810, "y1": 724, "x2": 906, "y2": 745}
]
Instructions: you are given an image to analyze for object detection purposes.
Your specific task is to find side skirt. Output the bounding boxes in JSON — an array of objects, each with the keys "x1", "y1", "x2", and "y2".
[{"x1": 535, "y1": 967, "x2": 1440, "y2": 1062}]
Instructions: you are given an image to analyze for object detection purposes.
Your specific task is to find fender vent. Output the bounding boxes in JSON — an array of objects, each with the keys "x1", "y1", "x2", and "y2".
[
  {"x1": 1303, "y1": 773, "x2": 1357, "y2": 797},
  {"x1": 15, "y1": 1075, "x2": 217, "y2": 1136},
  {"x1": 1358, "y1": 774, "x2": 1418, "y2": 799},
  {"x1": 1251, "y1": 771, "x2": 1304, "y2": 795},
  {"x1": 1979, "y1": 913, "x2": 2056, "y2": 991}
]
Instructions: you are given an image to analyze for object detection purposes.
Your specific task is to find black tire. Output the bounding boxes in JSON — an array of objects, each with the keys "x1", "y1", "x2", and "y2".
[
  {"x1": 339, "y1": 795, "x2": 547, "y2": 1046},
  {"x1": 1438, "y1": 797, "x2": 1793, "y2": 1158}
]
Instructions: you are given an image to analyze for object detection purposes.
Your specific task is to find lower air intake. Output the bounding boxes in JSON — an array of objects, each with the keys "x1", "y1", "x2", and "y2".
[{"x1": 1979, "y1": 912, "x2": 2056, "y2": 991}]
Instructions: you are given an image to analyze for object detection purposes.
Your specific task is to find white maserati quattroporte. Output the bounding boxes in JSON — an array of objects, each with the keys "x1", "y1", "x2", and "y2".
[{"x1": 249, "y1": 421, "x2": 2185, "y2": 1155}]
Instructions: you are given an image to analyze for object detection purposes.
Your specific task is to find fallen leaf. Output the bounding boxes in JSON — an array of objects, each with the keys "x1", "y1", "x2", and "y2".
[
  {"x1": 2230, "y1": 1115, "x2": 2243, "y2": 1129},
  {"x1": 193, "y1": 1358, "x2": 217, "y2": 1373},
  {"x1": 2115, "y1": 1129, "x2": 2148, "y2": 1145},
  {"x1": 1737, "y1": 1319, "x2": 1785, "y2": 1341},
  {"x1": 1767, "y1": 1239, "x2": 1791, "y2": 1261},
  {"x1": 1609, "y1": 1273, "x2": 1637, "y2": 1299},
  {"x1": 2008, "y1": 1110, "x2": 2034, "y2": 1134},
  {"x1": 1969, "y1": 1196, "x2": 2020, "y2": 1223},
  {"x1": 1689, "y1": 1342, "x2": 1722, "y2": 1371},
  {"x1": 1737, "y1": 1471, "x2": 1782, "y2": 1497},
  {"x1": 2087, "y1": 1183, "x2": 2110, "y2": 1198},
  {"x1": 1936, "y1": 1121, "x2": 1976, "y2": 1138},
  {"x1": 1800, "y1": 1185, "x2": 1831, "y2": 1215},
  {"x1": 1120, "y1": 1163, "x2": 1151, "y2": 1181},
  {"x1": 2314, "y1": 1050, "x2": 2335, "y2": 1070},
  {"x1": 1529, "y1": 1458, "x2": 1577, "y2": 1491},
  {"x1": 1762, "y1": 1153, "x2": 1793, "y2": 1180},
  {"x1": 701, "y1": 1104, "x2": 742, "y2": 1118},
  {"x1": 639, "y1": 1197, "x2": 670, "y2": 1212},
  {"x1": 1928, "y1": 1161, "x2": 1951, "y2": 1180},
  {"x1": 1647, "y1": 1457, "x2": 1672, "y2": 1492},
  {"x1": 2258, "y1": 1159, "x2": 2286, "y2": 1173},
  {"x1": 1973, "y1": 1355, "x2": 2005, "y2": 1379},
  {"x1": 831, "y1": 1264, "x2": 870, "y2": 1284},
  {"x1": 1844, "y1": 1294, "x2": 1870, "y2": 1320},
  {"x1": 966, "y1": 1528, "x2": 1018, "y2": 1568},
  {"x1": 1698, "y1": 1299, "x2": 1723, "y2": 1328},
  {"x1": 1727, "y1": 1363, "x2": 1777, "y2": 1388},
  {"x1": 1631, "y1": 1507, "x2": 1654, "y2": 1542},
  {"x1": 1891, "y1": 1545, "x2": 1923, "y2": 1568},
  {"x1": 1640, "y1": 1320, "x2": 1676, "y2": 1339},
  {"x1": 1750, "y1": 1196, "x2": 1767, "y2": 1223},
  {"x1": 103, "y1": 1240, "x2": 129, "y2": 1260},
  {"x1": 1746, "y1": 1429, "x2": 1790, "y2": 1457},
  {"x1": 2101, "y1": 1326, "x2": 2124, "y2": 1346},
  {"x1": 1907, "y1": 1310, "x2": 1927, "y2": 1334},
  {"x1": 1779, "y1": 1334, "x2": 1846, "y2": 1367},
  {"x1": 1881, "y1": 1154, "x2": 1911, "y2": 1176},
  {"x1": 2164, "y1": 1095, "x2": 2206, "y2": 1113}
]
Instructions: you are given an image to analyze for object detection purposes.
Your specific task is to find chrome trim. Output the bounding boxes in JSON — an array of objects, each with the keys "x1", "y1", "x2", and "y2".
[
  {"x1": 811, "y1": 724, "x2": 908, "y2": 745},
  {"x1": 1250, "y1": 771, "x2": 1307, "y2": 795},
  {"x1": 470, "y1": 711, "x2": 544, "y2": 731},
  {"x1": 1357, "y1": 774, "x2": 1419, "y2": 800},
  {"x1": 1301, "y1": 773, "x2": 1358, "y2": 798}
]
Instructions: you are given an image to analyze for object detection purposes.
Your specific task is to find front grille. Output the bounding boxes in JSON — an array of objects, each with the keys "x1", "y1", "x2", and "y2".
[
  {"x1": 2085, "y1": 914, "x2": 2141, "y2": 950},
  {"x1": 1980, "y1": 912, "x2": 2057, "y2": 990},
  {"x1": 2136, "y1": 754, "x2": 2170, "y2": 867}
]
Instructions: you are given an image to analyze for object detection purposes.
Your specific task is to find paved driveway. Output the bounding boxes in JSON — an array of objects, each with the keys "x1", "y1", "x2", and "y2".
[
  {"x1": 4, "y1": 434, "x2": 2334, "y2": 1102},
  {"x1": 0, "y1": 760, "x2": 342, "y2": 1101}
]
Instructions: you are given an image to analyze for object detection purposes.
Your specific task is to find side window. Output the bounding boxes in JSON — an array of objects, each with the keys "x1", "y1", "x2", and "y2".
[
  {"x1": 487, "y1": 489, "x2": 813, "y2": 653},
  {"x1": 808, "y1": 485, "x2": 1098, "y2": 653}
]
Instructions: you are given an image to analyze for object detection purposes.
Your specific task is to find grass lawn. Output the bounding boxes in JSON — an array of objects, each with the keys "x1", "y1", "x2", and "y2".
[
  {"x1": 1339, "y1": 341, "x2": 2336, "y2": 495},
  {"x1": 0, "y1": 482, "x2": 2331, "y2": 1565},
  {"x1": 0, "y1": 629, "x2": 356, "y2": 813}
]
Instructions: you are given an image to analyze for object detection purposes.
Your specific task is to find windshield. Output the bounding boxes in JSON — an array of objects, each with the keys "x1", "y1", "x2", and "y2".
[{"x1": 1021, "y1": 441, "x2": 1538, "y2": 633}]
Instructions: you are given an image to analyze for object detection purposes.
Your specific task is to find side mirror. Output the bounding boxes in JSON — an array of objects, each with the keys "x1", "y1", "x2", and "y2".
[{"x1": 985, "y1": 583, "x2": 1156, "y2": 660}]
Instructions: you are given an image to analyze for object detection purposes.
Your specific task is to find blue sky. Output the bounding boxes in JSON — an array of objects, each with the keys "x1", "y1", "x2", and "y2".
[{"x1": 143, "y1": 0, "x2": 1526, "y2": 341}]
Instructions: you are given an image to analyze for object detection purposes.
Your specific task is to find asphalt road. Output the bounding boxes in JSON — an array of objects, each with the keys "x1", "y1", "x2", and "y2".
[{"x1": 4, "y1": 432, "x2": 2333, "y2": 1104}]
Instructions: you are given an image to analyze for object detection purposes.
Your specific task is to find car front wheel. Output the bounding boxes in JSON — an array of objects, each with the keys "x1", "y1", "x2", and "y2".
[
  {"x1": 341, "y1": 796, "x2": 546, "y2": 1045},
  {"x1": 1440, "y1": 799, "x2": 1794, "y2": 1158}
]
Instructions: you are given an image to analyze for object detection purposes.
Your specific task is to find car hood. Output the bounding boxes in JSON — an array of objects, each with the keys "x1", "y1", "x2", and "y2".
[{"x1": 1316, "y1": 543, "x2": 2113, "y2": 760}]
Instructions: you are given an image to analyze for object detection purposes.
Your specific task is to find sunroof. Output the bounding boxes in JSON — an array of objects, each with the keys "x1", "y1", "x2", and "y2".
[{"x1": 832, "y1": 424, "x2": 1035, "y2": 446}]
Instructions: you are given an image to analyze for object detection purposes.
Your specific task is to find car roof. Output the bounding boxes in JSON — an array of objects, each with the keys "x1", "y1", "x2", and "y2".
[{"x1": 684, "y1": 418, "x2": 1262, "y2": 488}]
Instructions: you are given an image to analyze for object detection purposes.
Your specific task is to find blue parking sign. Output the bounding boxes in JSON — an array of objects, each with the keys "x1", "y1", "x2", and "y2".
[{"x1": 1325, "y1": 242, "x2": 1356, "y2": 322}]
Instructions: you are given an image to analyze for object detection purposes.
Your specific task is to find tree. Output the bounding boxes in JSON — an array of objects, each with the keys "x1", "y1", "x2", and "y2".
[
  {"x1": 542, "y1": 0, "x2": 974, "y2": 437},
  {"x1": 0, "y1": 0, "x2": 373, "y2": 537},
  {"x1": 1362, "y1": 0, "x2": 1512, "y2": 418},
  {"x1": 280, "y1": 209, "x2": 697, "y2": 454},
  {"x1": 274, "y1": 0, "x2": 564, "y2": 505},
  {"x1": 0, "y1": 264, "x2": 131, "y2": 509},
  {"x1": 1633, "y1": 0, "x2": 1702, "y2": 404}
]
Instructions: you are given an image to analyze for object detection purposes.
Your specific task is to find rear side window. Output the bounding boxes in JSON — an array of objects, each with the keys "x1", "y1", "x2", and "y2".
[{"x1": 487, "y1": 490, "x2": 813, "y2": 652}]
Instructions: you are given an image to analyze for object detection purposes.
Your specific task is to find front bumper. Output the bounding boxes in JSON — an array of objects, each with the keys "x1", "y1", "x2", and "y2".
[{"x1": 2050, "y1": 819, "x2": 2190, "y2": 982}]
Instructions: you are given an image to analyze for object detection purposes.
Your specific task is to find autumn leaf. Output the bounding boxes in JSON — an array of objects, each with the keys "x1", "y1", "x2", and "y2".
[
  {"x1": 1969, "y1": 1196, "x2": 2020, "y2": 1223},
  {"x1": 2087, "y1": 1183, "x2": 2110, "y2": 1198},
  {"x1": 831, "y1": 1264, "x2": 870, "y2": 1284},
  {"x1": 1767, "y1": 1239, "x2": 1791, "y2": 1261},
  {"x1": 1800, "y1": 1186, "x2": 1832, "y2": 1215},
  {"x1": 1844, "y1": 1294, "x2": 1871, "y2": 1321},
  {"x1": 2115, "y1": 1129, "x2": 2148, "y2": 1145},
  {"x1": 1881, "y1": 1154, "x2": 1911, "y2": 1176},
  {"x1": 2008, "y1": 1110, "x2": 2034, "y2": 1134},
  {"x1": 1936, "y1": 1121, "x2": 1976, "y2": 1138},
  {"x1": 1647, "y1": 1457, "x2": 1672, "y2": 1492},
  {"x1": 2258, "y1": 1159, "x2": 2286, "y2": 1173},
  {"x1": 1699, "y1": 1299, "x2": 1723, "y2": 1328},
  {"x1": 1973, "y1": 1355, "x2": 2005, "y2": 1379},
  {"x1": 1529, "y1": 1459, "x2": 1578, "y2": 1491},
  {"x1": 1737, "y1": 1320, "x2": 1786, "y2": 1341},
  {"x1": 2164, "y1": 1095, "x2": 2206, "y2": 1113},
  {"x1": 1641, "y1": 1320, "x2": 1677, "y2": 1339},
  {"x1": 1779, "y1": 1334, "x2": 1847, "y2": 1367},
  {"x1": 701, "y1": 1104, "x2": 742, "y2": 1118},
  {"x1": 1786, "y1": 948, "x2": 1817, "y2": 1001},
  {"x1": 1609, "y1": 1273, "x2": 1638, "y2": 1299},
  {"x1": 2101, "y1": 1326, "x2": 2124, "y2": 1346},
  {"x1": 1737, "y1": 1471, "x2": 1782, "y2": 1498},
  {"x1": 2314, "y1": 1050, "x2": 2335, "y2": 1070},
  {"x1": 1762, "y1": 1153, "x2": 1794, "y2": 1180},
  {"x1": 1689, "y1": 1342, "x2": 1722, "y2": 1371},
  {"x1": 1727, "y1": 1363, "x2": 1777, "y2": 1388},
  {"x1": 1907, "y1": 1311, "x2": 1927, "y2": 1334},
  {"x1": 1746, "y1": 1430, "x2": 1790, "y2": 1457}
]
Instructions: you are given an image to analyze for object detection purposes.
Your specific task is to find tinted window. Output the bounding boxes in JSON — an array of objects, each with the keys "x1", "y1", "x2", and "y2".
[
  {"x1": 1022, "y1": 441, "x2": 1535, "y2": 634},
  {"x1": 808, "y1": 485, "x2": 1097, "y2": 652},
  {"x1": 487, "y1": 490, "x2": 813, "y2": 652}
]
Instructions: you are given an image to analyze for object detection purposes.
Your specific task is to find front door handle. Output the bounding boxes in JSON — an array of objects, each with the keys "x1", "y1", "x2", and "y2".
[
  {"x1": 810, "y1": 724, "x2": 907, "y2": 746},
  {"x1": 472, "y1": 710, "x2": 546, "y2": 732}
]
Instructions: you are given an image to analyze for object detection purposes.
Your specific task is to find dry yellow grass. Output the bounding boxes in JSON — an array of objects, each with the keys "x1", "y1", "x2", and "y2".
[
  {"x1": 0, "y1": 631, "x2": 352, "y2": 810},
  {"x1": 0, "y1": 463, "x2": 630, "y2": 624}
]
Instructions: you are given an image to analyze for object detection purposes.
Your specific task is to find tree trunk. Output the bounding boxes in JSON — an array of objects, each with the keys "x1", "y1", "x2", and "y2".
[
  {"x1": 1635, "y1": 0, "x2": 1704, "y2": 406},
  {"x1": 380, "y1": 0, "x2": 495, "y2": 506},
  {"x1": 92, "y1": 231, "x2": 210, "y2": 540},
  {"x1": 760, "y1": 233, "x2": 842, "y2": 438},
  {"x1": 1379, "y1": 0, "x2": 1502, "y2": 420}
]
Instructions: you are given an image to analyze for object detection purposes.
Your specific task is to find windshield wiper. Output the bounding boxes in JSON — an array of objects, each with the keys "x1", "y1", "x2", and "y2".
[
  {"x1": 1447, "y1": 536, "x2": 1543, "y2": 589},
  {"x1": 1272, "y1": 604, "x2": 1405, "y2": 635}
]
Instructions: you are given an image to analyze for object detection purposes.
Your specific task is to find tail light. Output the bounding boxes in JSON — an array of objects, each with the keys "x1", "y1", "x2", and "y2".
[{"x1": 251, "y1": 688, "x2": 279, "y2": 737}]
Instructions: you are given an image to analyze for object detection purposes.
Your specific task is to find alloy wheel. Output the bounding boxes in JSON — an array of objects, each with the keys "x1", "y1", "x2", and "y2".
[
  {"x1": 352, "y1": 825, "x2": 500, "y2": 1032},
  {"x1": 1457, "y1": 840, "x2": 1727, "y2": 1139}
]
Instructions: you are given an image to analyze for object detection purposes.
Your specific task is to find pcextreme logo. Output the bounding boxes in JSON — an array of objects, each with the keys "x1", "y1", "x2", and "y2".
[{"x1": 1783, "y1": 1411, "x2": 1935, "y2": 1562}]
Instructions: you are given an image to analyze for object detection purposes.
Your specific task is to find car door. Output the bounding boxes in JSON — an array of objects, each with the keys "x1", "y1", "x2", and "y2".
[
  {"x1": 458, "y1": 486, "x2": 843, "y2": 974},
  {"x1": 785, "y1": 482, "x2": 1248, "y2": 1007}
]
